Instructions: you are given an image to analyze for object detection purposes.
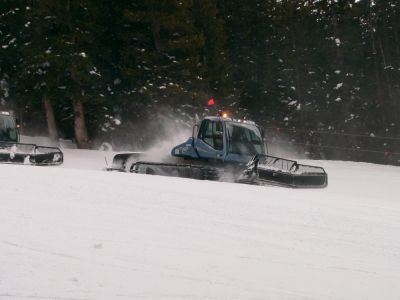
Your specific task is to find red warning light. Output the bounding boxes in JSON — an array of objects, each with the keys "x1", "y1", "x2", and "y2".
[{"x1": 207, "y1": 98, "x2": 215, "y2": 106}]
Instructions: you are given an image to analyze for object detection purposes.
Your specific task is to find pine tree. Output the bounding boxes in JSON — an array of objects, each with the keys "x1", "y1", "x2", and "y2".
[
  {"x1": 0, "y1": 1, "x2": 27, "y2": 112},
  {"x1": 15, "y1": 0, "x2": 107, "y2": 147}
]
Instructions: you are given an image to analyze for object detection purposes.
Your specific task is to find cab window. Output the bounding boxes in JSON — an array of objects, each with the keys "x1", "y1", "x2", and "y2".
[
  {"x1": 198, "y1": 120, "x2": 224, "y2": 150},
  {"x1": 0, "y1": 114, "x2": 18, "y2": 142}
]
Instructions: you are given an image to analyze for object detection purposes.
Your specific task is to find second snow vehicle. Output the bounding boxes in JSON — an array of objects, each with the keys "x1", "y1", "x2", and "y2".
[
  {"x1": 110, "y1": 114, "x2": 328, "y2": 188},
  {"x1": 0, "y1": 111, "x2": 63, "y2": 165}
]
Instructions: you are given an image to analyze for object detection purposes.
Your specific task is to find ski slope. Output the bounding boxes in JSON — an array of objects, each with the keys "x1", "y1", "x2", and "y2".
[{"x1": 1, "y1": 149, "x2": 400, "y2": 300}]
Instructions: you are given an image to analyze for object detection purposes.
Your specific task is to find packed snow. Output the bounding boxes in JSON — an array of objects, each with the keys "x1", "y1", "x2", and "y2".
[{"x1": 1, "y1": 148, "x2": 400, "y2": 300}]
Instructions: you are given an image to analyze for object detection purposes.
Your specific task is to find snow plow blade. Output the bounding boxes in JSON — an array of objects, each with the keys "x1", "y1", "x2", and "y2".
[
  {"x1": 0, "y1": 142, "x2": 63, "y2": 166},
  {"x1": 107, "y1": 152, "x2": 143, "y2": 171},
  {"x1": 243, "y1": 155, "x2": 328, "y2": 188}
]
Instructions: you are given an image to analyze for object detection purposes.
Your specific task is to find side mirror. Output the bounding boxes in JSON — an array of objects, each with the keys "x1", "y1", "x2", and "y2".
[
  {"x1": 260, "y1": 127, "x2": 268, "y2": 154},
  {"x1": 192, "y1": 124, "x2": 199, "y2": 139},
  {"x1": 9, "y1": 128, "x2": 18, "y2": 141}
]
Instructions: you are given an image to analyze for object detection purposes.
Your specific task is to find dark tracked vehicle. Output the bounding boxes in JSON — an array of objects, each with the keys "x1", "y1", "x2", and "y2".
[{"x1": 0, "y1": 111, "x2": 63, "y2": 165}]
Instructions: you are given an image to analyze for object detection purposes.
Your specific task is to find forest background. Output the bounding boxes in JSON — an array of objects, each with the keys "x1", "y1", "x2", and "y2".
[{"x1": 1, "y1": 0, "x2": 399, "y2": 163}]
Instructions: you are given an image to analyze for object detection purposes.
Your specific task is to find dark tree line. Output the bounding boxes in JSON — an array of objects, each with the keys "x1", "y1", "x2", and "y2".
[{"x1": 1, "y1": 0, "x2": 399, "y2": 161}]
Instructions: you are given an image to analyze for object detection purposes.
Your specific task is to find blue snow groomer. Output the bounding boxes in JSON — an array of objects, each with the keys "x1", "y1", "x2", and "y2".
[{"x1": 111, "y1": 113, "x2": 328, "y2": 188}]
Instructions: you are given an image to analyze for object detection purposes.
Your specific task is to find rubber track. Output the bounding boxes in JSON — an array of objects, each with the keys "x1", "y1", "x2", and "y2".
[{"x1": 131, "y1": 161, "x2": 220, "y2": 181}]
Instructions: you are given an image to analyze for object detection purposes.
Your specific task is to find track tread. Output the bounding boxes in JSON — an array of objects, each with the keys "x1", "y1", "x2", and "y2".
[{"x1": 132, "y1": 161, "x2": 220, "y2": 181}]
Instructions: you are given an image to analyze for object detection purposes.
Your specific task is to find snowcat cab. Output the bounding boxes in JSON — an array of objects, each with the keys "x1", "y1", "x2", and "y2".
[
  {"x1": 110, "y1": 114, "x2": 328, "y2": 188},
  {"x1": 0, "y1": 111, "x2": 63, "y2": 165},
  {"x1": 172, "y1": 116, "x2": 266, "y2": 164}
]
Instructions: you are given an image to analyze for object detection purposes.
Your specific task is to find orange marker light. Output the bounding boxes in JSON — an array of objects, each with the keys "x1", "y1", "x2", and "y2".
[{"x1": 218, "y1": 110, "x2": 228, "y2": 118}]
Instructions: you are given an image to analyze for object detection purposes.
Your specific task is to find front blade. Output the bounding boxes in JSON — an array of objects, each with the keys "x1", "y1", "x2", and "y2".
[{"x1": 108, "y1": 152, "x2": 142, "y2": 171}]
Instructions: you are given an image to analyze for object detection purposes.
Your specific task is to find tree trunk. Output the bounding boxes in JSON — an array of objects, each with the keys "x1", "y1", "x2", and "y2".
[
  {"x1": 367, "y1": 2, "x2": 386, "y2": 128},
  {"x1": 43, "y1": 96, "x2": 59, "y2": 143},
  {"x1": 152, "y1": 19, "x2": 163, "y2": 52},
  {"x1": 73, "y1": 98, "x2": 90, "y2": 149}
]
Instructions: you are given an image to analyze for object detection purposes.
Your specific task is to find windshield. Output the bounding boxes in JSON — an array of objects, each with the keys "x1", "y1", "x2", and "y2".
[
  {"x1": 226, "y1": 122, "x2": 264, "y2": 155},
  {"x1": 0, "y1": 114, "x2": 18, "y2": 142}
]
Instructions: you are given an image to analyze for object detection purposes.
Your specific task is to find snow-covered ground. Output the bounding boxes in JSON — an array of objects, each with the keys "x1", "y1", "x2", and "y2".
[{"x1": 1, "y1": 148, "x2": 400, "y2": 300}]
